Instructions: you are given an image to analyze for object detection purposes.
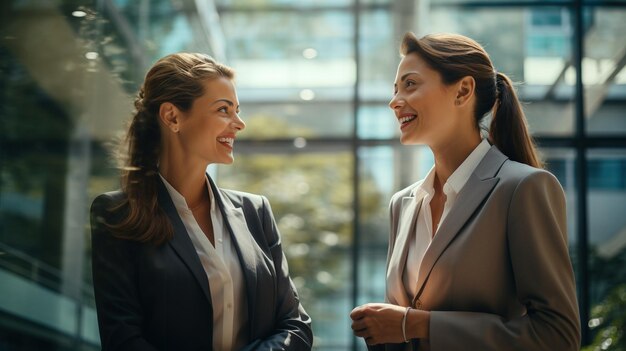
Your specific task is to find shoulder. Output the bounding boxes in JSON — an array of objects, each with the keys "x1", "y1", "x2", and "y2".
[
  {"x1": 496, "y1": 160, "x2": 565, "y2": 212},
  {"x1": 92, "y1": 190, "x2": 125, "y2": 206},
  {"x1": 90, "y1": 190, "x2": 128, "y2": 225},
  {"x1": 498, "y1": 160, "x2": 562, "y2": 190},
  {"x1": 219, "y1": 188, "x2": 267, "y2": 209}
]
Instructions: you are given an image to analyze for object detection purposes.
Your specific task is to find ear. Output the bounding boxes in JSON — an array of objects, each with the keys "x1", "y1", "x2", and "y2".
[
  {"x1": 454, "y1": 76, "x2": 475, "y2": 107},
  {"x1": 159, "y1": 102, "x2": 181, "y2": 133}
]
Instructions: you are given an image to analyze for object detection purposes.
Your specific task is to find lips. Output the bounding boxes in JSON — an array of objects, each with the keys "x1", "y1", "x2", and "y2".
[
  {"x1": 398, "y1": 114, "x2": 417, "y2": 129},
  {"x1": 217, "y1": 137, "x2": 234, "y2": 148}
]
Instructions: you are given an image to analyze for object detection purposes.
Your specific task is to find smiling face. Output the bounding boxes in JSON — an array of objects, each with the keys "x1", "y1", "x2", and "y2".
[
  {"x1": 389, "y1": 53, "x2": 460, "y2": 148},
  {"x1": 176, "y1": 76, "x2": 245, "y2": 165}
]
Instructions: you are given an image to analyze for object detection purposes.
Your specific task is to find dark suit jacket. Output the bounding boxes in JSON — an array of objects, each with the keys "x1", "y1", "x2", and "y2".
[
  {"x1": 90, "y1": 175, "x2": 313, "y2": 351},
  {"x1": 373, "y1": 146, "x2": 580, "y2": 351}
]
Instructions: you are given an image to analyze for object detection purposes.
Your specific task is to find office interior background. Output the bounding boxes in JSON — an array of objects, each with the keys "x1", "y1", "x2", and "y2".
[{"x1": 1, "y1": 0, "x2": 625, "y2": 350}]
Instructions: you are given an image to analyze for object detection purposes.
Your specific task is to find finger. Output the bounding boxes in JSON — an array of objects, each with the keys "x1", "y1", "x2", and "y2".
[
  {"x1": 350, "y1": 306, "x2": 365, "y2": 319},
  {"x1": 354, "y1": 329, "x2": 369, "y2": 338},
  {"x1": 351, "y1": 319, "x2": 366, "y2": 331}
]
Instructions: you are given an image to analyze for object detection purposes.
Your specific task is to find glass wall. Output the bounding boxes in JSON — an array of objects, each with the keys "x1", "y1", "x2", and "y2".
[{"x1": 1, "y1": 0, "x2": 625, "y2": 350}]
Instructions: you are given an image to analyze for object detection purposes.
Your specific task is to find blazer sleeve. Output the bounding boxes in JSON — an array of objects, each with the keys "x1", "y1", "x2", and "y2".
[
  {"x1": 428, "y1": 171, "x2": 581, "y2": 351},
  {"x1": 246, "y1": 196, "x2": 313, "y2": 350},
  {"x1": 90, "y1": 194, "x2": 158, "y2": 351}
]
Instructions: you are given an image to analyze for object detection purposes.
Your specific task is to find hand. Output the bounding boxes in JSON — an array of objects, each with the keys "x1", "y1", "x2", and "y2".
[{"x1": 350, "y1": 303, "x2": 407, "y2": 345}]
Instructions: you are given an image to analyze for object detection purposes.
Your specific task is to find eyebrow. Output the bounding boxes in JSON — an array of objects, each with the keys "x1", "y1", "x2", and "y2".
[
  {"x1": 393, "y1": 72, "x2": 420, "y2": 88},
  {"x1": 212, "y1": 99, "x2": 240, "y2": 109}
]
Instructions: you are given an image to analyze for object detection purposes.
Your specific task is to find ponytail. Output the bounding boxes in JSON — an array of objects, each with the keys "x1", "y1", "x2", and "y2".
[
  {"x1": 107, "y1": 90, "x2": 173, "y2": 245},
  {"x1": 489, "y1": 72, "x2": 543, "y2": 168}
]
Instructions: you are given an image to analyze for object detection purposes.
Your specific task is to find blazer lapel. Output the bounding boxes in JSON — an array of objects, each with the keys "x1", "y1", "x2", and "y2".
[
  {"x1": 207, "y1": 175, "x2": 260, "y2": 329},
  {"x1": 157, "y1": 178, "x2": 212, "y2": 304},
  {"x1": 413, "y1": 147, "x2": 508, "y2": 302},
  {"x1": 387, "y1": 191, "x2": 424, "y2": 307}
]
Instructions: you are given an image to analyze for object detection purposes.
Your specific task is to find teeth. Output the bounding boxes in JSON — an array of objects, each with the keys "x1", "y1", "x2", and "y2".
[
  {"x1": 217, "y1": 137, "x2": 234, "y2": 146},
  {"x1": 399, "y1": 115, "x2": 417, "y2": 124}
]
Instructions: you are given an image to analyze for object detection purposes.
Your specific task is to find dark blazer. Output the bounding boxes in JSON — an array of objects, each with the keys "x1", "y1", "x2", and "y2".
[
  {"x1": 90, "y1": 175, "x2": 313, "y2": 351},
  {"x1": 374, "y1": 146, "x2": 580, "y2": 351}
]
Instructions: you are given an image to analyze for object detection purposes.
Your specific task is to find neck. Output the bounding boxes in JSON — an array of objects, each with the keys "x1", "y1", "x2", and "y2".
[
  {"x1": 430, "y1": 131, "x2": 482, "y2": 190},
  {"x1": 159, "y1": 147, "x2": 210, "y2": 209}
]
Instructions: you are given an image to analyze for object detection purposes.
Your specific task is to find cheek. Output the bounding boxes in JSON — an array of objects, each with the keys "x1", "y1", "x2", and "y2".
[
  {"x1": 405, "y1": 87, "x2": 434, "y2": 108},
  {"x1": 412, "y1": 89, "x2": 450, "y2": 114},
  {"x1": 195, "y1": 118, "x2": 224, "y2": 136}
]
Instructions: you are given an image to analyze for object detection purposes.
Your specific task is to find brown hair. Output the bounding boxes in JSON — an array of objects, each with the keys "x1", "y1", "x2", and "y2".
[
  {"x1": 110, "y1": 53, "x2": 234, "y2": 245},
  {"x1": 400, "y1": 32, "x2": 542, "y2": 168}
]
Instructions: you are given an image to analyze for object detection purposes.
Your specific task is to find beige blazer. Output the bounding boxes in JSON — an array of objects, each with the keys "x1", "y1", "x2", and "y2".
[{"x1": 380, "y1": 146, "x2": 580, "y2": 351}]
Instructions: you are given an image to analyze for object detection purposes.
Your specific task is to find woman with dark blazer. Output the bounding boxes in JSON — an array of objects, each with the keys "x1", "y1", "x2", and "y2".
[
  {"x1": 90, "y1": 53, "x2": 313, "y2": 351},
  {"x1": 350, "y1": 33, "x2": 580, "y2": 350}
]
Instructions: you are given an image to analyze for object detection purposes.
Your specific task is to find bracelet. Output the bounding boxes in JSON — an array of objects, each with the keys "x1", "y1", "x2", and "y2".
[{"x1": 402, "y1": 306, "x2": 411, "y2": 343}]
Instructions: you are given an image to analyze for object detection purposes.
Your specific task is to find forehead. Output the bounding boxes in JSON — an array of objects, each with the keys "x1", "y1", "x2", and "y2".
[
  {"x1": 395, "y1": 53, "x2": 434, "y2": 79},
  {"x1": 199, "y1": 76, "x2": 237, "y2": 100}
]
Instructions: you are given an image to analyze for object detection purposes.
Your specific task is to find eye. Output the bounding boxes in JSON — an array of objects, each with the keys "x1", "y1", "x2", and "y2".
[
  {"x1": 405, "y1": 80, "x2": 416, "y2": 88},
  {"x1": 217, "y1": 106, "x2": 228, "y2": 113}
]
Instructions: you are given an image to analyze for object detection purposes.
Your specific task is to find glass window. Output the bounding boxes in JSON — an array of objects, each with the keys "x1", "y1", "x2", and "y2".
[
  {"x1": 216, "y1": 0, "x2": 353, "y2": 7},
  {"x1": 222, "y1": 11, "x2": 354, "y2": 62},
  {"x1": 583, "y1": 7, "x2": 626, "y2": 135},
  {"x1": 584, "y1": 0, "x2": 626, "y2": 3},
  {"x1": 431, "y1": 0, "x2": 570, "y2": 3},
  {"x1": 586, "y1": 149, "x2": 626, "y2": 347},
  {"x1": 358, "y1": 9, "x2": 396, "y2": 103},
  {"x1": 357, "y1": 104, "x2": 397, "y2": 139},
  {"x1": 220, "y1": 10, "x2": 356, "y2": 139},
  {"x1": 238, "y1": 102, "x2": 353, "y2": 140}
]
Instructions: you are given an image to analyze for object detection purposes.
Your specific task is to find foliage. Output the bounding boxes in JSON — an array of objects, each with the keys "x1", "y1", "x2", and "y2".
[{"x1": 582, "y1": 284, "x2": 626, "y2": 351}]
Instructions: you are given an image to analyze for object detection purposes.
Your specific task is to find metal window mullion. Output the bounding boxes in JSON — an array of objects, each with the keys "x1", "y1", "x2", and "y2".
[
  {"x1": 573, "y1": 0, "x2": 590, "y2": 345},
  {"x1": 351, "y1": 1, "x2": 362, "y2": 350}
]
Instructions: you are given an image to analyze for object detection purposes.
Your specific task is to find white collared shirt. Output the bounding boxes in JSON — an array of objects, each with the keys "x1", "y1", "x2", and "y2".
[
  {"x1": 403, "y1": 139, "x2": 491, "y2": 298},
  {"x1": 159, "y1": 175, "x2": 248, "y2": 351}
]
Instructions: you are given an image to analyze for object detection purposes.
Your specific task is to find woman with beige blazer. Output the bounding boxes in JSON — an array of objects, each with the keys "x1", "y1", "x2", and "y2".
[{"x1": 350, "y1": 33, "x2": 580, "y2": 350}]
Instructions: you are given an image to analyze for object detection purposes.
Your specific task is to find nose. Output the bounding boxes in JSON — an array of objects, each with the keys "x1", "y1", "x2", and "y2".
[
  {"x1": 233, "y1": 113, "x2": 246, "y2": 132},
  {"x1": 389, "y1": 94, "x2": 404, "y2": 111}
]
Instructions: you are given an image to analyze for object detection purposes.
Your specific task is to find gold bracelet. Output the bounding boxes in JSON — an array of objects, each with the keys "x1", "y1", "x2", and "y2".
[{"x1": 402, "y1": 306, "x2": 411, "y2": 343}]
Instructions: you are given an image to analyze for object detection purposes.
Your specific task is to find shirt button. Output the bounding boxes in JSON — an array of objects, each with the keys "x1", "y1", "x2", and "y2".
[
  {"x1": 227, "y1": 303, "x2": 232, "y2": 308},
  {"x1": 218, "y1": 238, "x2": 223, "y2": 243}
]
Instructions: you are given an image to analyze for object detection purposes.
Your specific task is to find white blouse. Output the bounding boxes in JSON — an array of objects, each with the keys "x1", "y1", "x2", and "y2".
[
  {"x1": 160, "y1": 174, "x2": 248, "y2": 351},
  {"x1": 403, "y1": 139, "x2": 492, "y2": 298}
]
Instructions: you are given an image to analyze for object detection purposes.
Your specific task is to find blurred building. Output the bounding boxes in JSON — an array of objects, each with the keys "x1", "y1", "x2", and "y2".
[{"x1": 0, "y1": 0, "x2": 625, "y2": 350}]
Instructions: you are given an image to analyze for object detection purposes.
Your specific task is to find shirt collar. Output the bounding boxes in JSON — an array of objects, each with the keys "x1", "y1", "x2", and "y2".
[
  {"x1": 444, "y1": 138, "x2": 491, "y2": 196},
  {"x1": 158, "y1": 173, "x2": 214, "y2": 212},
  {"x1": 410, "y1": 138, "x2": 491, "y2": 199},
  {"x1": 412, "y1": 165, "x2": 436, "y2": 199}
]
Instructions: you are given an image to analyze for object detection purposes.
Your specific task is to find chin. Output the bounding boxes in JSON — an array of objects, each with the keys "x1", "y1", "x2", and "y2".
[
  {"x1": 400, "y1": 130, "x2": 430, "y2": 145},
  {"x1": 205, "y1": 153, "x2": 234, "y2": 165},
  {"x1": 400, "y1": 135, "x2": 420, "y2": 145},
  {"x1": 220, "y1": 155, "x2": 235, "y2": 165}
]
